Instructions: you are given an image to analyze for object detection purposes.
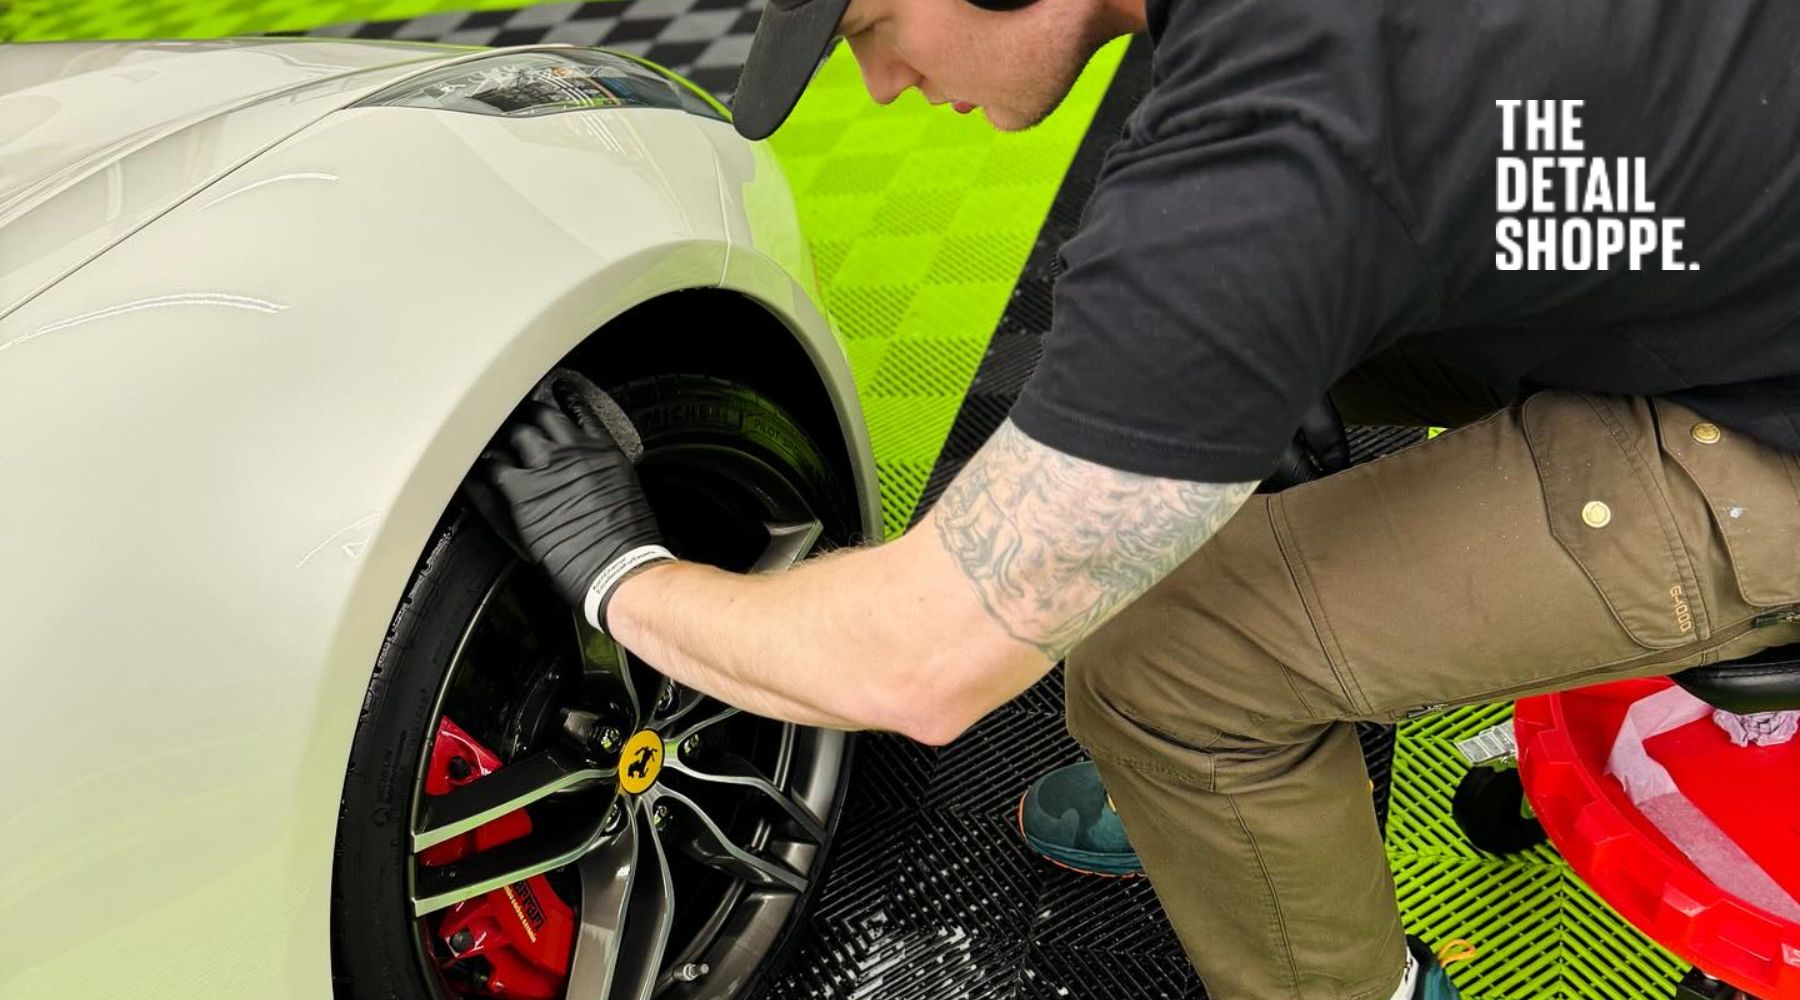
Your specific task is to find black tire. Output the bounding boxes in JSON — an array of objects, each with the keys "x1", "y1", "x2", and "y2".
[
  {"x1": 1451, "y1": 767, "x2": 1547, "y2": 856},
  {"x1": 332, "y1": 374, "x2": 858, "y2": 1000}
]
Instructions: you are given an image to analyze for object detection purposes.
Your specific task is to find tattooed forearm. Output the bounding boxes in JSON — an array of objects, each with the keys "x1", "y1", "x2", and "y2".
[{"x1": 932, "y1": 420, "x2": 1256, "y2": 660}]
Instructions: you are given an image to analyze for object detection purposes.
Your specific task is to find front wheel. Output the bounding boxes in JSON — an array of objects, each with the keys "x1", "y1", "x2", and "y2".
[{"x1": 333, "y1": 375, "x2": 858, "y2": 1000}]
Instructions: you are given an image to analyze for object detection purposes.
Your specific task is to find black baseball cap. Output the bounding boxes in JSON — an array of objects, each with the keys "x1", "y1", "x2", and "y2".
[{"x1": 732, "y1": 0, "x2": 854, "y2": 140}]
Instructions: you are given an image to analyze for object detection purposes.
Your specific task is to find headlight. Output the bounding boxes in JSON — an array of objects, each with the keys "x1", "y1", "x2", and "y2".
[{"x1": 354, "y1": 49, "x2": 728, "y2": 123}]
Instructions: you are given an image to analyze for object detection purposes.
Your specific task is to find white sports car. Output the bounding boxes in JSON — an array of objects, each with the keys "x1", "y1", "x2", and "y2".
[{"x1": 1, "y1": 38, "x2": 883, "y2": 1000}]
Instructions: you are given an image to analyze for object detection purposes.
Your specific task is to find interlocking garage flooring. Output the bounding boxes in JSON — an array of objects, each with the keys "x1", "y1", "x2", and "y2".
[{"x1": 1, "y1": 4, "x2": 1693, "y2": 995}]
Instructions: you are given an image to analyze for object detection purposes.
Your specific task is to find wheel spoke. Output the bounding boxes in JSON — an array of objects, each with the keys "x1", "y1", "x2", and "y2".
[
  {"x1": 749, "y1": 518, "x2": 823, "y2": 574},
  {"x1": 603, "y1": 794, "x2": 677, "y2": 1000},
  {"x1": 565, "y1": 801, "x2": 641, "y2": 1000},
  {"x1": 664, "y1": 703, "x2": 739, "y2": 746},
  {"x1": 413, "y1": 748, "x2": 613, "y2": 852},
  {"x1": 666, "y1": 747, "x2": 826, "y2": 844},
  {"x1": 645, "y1": 517, "x2": 820, "y2": 733},
  {"x1": 653, "y1": 785, "x2": 809, "y2": 893},
  {"x1": 576, "y1": 612, "x2": 641, "y2": 726},
  {"x1": 412, "y1": 789, "x2": 620, "y2": 916},
  {"x1": 651, "y1": 679, "x2": 709, "y2": 732}
]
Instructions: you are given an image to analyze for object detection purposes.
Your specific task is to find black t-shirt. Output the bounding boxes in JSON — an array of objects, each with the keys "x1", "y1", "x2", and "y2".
[{"x1": 1010, "y1": 0, "x2": 1800, "y2": 481}]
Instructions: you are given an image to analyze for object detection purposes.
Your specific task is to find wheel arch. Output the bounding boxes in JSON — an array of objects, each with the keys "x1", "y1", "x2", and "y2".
[
  {"x1": 0, "y1": 101, "x2": 882, "y2": 1000},
  {"x1": 555, "y1": 288, "x2": 879, "y2": 545}
]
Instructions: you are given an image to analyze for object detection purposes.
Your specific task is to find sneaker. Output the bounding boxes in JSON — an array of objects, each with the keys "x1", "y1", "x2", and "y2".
[
  {"x1": 1017, "y1": 760, "x2": 1142, "y2": 877},
  {"x1": 1407, "y1": 935, "x2": 1472, "y2": 999}
]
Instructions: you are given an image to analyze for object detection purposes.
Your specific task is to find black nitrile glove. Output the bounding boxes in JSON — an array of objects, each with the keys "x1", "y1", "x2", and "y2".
[
  {"x1": 468, "y1": 402, "x2": 673, "y2": 633},
  {"x1": 1258, "y1": 397, "x2": 1351, "y2": 494}
]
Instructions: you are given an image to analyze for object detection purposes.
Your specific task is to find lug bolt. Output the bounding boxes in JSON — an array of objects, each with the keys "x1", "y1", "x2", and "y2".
[
  {"x1": 656, "y1": 684, "x2": 676, "y2": 713},
  {"x1": 448, "y1": 928, "x2": 474, "y2": 954},
  {"x1": 680, "y1": 735, "x2": 702, "y2": 758},
  {"x1": 447, "y1": 756, "x2": 472, "y2": 781},
  {"x1": 672, "y1": 963, "x2": 710, "y2": 982},
  {"x1": 596, "y1": 727, "x2": 622, "y2": 753},
  {"x1": 603, "y1": 800, "x2": 625, "y2": 833},
  {"x1": 652, "y1": 804, "x2": 670, "y2": 830}
]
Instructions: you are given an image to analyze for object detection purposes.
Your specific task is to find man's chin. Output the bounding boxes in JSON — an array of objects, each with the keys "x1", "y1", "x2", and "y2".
[
  {"x1": 981, "y1": 105, "x2": 1039, "y2": 132},
  {"x1": 984, "y1": 94, "x2": 1068, "y2": 133}
]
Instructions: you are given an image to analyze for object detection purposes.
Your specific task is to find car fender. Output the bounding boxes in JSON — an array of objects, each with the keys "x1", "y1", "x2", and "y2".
[{"x1": 0, "y1": 102, "x2": 877, "y2": 999}]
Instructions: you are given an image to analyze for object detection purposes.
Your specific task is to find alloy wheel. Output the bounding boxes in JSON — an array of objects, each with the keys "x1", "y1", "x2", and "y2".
[{"x1": 406, "y1": 440, "x2": 848, "y2": 1000}]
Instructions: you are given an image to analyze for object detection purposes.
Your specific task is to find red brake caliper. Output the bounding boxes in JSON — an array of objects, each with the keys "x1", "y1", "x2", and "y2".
[{"x1": 422, "y1": 717, "x2": 576, "y2": 1000}]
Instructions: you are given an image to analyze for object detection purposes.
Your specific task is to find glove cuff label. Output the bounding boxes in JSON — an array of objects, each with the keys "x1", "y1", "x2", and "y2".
[{"x1": 585, "y1": 544, "x2": 677, "y2": 631}]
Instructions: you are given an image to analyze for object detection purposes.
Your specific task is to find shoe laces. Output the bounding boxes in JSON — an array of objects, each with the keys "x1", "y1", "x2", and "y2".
[{"x1": 1434, "y1": 939, "x2": 1479, "y2": 967}]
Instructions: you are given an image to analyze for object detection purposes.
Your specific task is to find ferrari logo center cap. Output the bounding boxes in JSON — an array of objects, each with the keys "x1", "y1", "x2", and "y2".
[{"x1": 618, "y1": 729, "x2": 663, "y2": 794}]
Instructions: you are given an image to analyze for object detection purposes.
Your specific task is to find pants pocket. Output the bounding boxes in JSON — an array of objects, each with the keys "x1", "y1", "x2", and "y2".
[
  {"x1": 1652, "y1": 398, "x2": 1800, "y2": 609},
  {"x1": 1270, "y1": 395, "x2": 1701, "y2": 722},
  {"x1": 1521, "y1": 392, "x2": 1704, "y2": 649}
]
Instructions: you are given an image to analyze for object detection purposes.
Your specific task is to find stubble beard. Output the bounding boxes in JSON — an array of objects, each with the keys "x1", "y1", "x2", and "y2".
[{"x1": 994, "y1": 22, "x2": 1107, "y2": 132}]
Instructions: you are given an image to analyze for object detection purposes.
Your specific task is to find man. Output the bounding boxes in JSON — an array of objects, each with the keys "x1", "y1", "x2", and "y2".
[{"x1": 477, "y1": 0, "x2": 1800, "y2": 997}]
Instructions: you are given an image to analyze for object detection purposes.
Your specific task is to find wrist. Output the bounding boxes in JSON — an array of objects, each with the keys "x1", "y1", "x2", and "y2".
[
  {"x1": 584, "y1": 544, "x2": 677, "y2": 632},
  {"x1": 603, "y1": 557, "x2": 681, "y2": 630}
]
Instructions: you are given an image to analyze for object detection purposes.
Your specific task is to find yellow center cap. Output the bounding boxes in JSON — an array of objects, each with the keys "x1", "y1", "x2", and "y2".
[{"x1": 618, "y1": 729, "x2": 664, "y2": 794}]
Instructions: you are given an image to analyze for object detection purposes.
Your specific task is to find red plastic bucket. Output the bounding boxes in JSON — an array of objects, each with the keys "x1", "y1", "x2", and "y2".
[{"x1": 1515, "y1": 677, "x2": 1800, "y2": 998}]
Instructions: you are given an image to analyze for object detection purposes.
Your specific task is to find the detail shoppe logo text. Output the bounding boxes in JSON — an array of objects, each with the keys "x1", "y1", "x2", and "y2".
[{"x1": 1495, "y1": 100, "x2": 1697, "y2": 272}]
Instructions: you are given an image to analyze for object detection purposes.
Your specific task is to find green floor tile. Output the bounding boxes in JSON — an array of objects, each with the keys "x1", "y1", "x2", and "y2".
[
  {"x1": 1389, "y1": 706, "x2": 1688, "y2": 999},
  {"x1": 4, "y1": 0, "x2": 526, "y2": 39},
  {"x1": 0, "y1": 5, "x2": 1708, "y2": 994},
  {"x1": 772, "y1": 38, "x2": 1129, "y2": 538}
]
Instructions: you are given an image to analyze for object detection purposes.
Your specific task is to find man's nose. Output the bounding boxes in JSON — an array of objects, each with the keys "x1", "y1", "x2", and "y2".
[{"x1": 850, "y1": 44, "x2": 921, "y2": 105}]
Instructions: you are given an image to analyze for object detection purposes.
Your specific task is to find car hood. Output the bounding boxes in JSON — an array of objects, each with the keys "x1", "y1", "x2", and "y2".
[{"x1": 0, "y1": 39, "x2": 473, "y2": 317}]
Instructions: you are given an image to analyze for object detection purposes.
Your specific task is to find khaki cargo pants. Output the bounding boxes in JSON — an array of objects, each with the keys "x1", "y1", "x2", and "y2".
[{"x1": 1064, "y1": 348, "x2": 1800, "y2": 1000}]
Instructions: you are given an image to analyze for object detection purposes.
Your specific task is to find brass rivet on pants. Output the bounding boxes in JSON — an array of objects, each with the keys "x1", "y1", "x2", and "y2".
[
  {"x1": 1582, "y1": 500, "x2": 1612, "y2": 528},
  {"x1": 1691, "y1": 422, "x2": 1722, "y2": 444}
]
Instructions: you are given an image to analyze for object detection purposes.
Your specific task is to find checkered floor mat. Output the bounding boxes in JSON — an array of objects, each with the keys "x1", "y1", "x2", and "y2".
[
  {"x1": 766, "y1": 672, "x2": 1405, "y2": 1000},
  {"x1": 298, "y1": 0, "x2": 766, "y2": 102},
  {"x1": 3, "y1": 2, "x2": 1701, "y2": 996},
  {"x1": 4, "y1": 0, "x2": 523, "y2": 42}
]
